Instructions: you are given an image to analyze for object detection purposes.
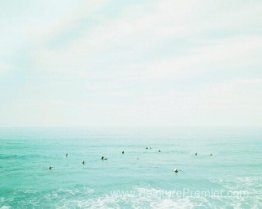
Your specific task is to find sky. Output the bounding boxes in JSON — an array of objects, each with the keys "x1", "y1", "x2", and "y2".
[{"x1": 0, "y1": 0, "x2": 261, "y2": 127}]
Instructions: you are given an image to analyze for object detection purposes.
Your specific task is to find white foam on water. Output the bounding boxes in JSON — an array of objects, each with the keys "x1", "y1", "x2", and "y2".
[
  {"x1": 55, "y1": 187, "x2": 196, "y2": 209},
  {"x1": 6, "y1": 185, "x2": 260, "y2": 208},
  {"x1": 0, "y1": 206, "x2": 11, "y2": 209},
  {"x1": 54, "y1": 186, "x2": 262, "y2": 209},
  {"x1": 213, "y1": 177, "x2": 262, "y2": 208},
  {"x1": 0, "y1": 197, "x2": 12, "y2": 209},
  {"x1": 210, "y1": 176, "x2": 262, "y2": 199}
]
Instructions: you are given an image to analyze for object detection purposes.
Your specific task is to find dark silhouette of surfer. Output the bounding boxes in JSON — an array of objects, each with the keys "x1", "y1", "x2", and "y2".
[
  {"x1": 174, "y1": 168, "x2": 182, "y2": 174},
  {"x1": 101, "y1": 156, "x2": 108, "y2": 160}
]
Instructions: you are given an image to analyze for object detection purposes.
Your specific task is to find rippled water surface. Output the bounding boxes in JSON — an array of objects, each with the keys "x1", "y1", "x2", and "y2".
[{"x1": 0, "y1": 127, "x2": 262, "y2": 209}]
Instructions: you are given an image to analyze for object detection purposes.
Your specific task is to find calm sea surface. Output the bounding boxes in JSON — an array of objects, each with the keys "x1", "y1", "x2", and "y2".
[{"x1": 0, "y1": 127, "x2": 261, "y2": 209}]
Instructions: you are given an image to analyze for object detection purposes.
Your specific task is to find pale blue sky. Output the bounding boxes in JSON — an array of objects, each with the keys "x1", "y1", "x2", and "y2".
[{"x1": 0, "y1": 0, "x2": 261, "y2": 127}]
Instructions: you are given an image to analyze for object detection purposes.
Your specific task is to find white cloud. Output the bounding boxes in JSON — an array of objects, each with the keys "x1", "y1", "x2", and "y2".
[
  {"x1": 27, "y1": 0, "x2": 108, "y2": 44},
  {"x1": 140, "y1": 36, "x2": 262, "y2": 80},
  {"x1": 31, "y1": 0, "x2": 262, "y2": 80},
  {"x1": 0, "y1": 0, "x2": 262, "y2": 127}
]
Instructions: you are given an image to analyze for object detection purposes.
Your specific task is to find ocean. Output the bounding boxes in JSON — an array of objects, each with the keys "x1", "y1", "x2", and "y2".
[{"x1": 0, "y1": 127, "x2": 261, "y2": 209}]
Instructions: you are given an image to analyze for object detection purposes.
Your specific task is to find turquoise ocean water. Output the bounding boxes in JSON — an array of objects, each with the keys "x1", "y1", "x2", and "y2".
[{"x1": 0, "y1": 127, "x2": 261, "y2": 209}]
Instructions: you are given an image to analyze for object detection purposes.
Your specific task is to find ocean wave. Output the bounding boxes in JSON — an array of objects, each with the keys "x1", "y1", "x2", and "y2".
[
  {"x1": 55, "y1": 188, "x2": 195, "y2": 209},
  {"x1": 53, "y1": 187, "x2": 261, "y2": 209},
  {"x1": 0, "y1": 206, "x2": 11, "y2": 209},
  {"x1": 210, "y1": 176, "x2": 262, "y2": 192},
  {"x1": 1, "y1": 186, "x2": 261, "y2": 209}
]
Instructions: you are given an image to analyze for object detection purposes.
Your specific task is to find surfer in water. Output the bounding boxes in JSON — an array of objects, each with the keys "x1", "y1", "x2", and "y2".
[
  {"x1": 195, "y1": 152, "x2": 198, "y2": 156},
  {"x1": 122, "y1": 151, "x2": 125, "y2": 154},
  {"x1": 101, "y1": 156, "x2": 108, "y2": 160},
  {"x1": 49, "y1": 166, "x2": 53, "y2": 170},
  {"x1": 66, "y1": 153, "x2": 68, "y2": 157},
  {"x1": 82, "y1": 160, "x2": 85, "y2": 165},
  {"x1": 173, "y1": 168, "x2": 182, "y2": 174}
]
